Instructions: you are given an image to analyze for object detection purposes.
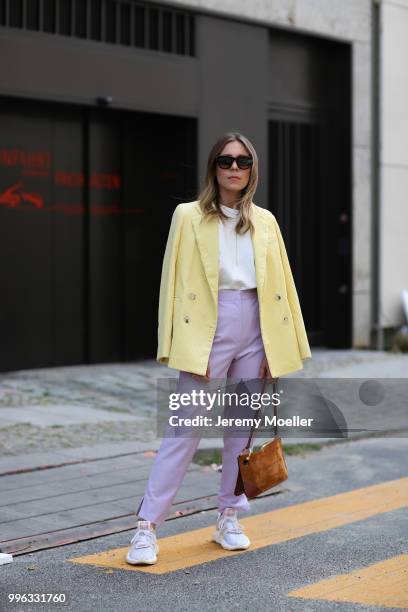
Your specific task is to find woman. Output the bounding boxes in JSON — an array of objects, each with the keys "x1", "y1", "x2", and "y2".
[{"x1": 126, "y1": 131, "x2": 311, "y2": 565}]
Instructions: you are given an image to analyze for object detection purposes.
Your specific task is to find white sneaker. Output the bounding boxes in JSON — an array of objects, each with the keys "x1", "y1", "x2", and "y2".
[
  {"x1": 212, "y1": 507, "x2": 250, "y2": 550},
  {"x1": 126, "y1": 520, "x2": 159, "y2": 565}
]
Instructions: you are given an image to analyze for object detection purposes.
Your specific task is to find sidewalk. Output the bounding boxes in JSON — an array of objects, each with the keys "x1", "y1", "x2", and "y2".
[
  {"x1": 1, "y1": 436, "x2": 407, "y2": 612},
  {"x1": 0, "y1": 348, "x2": 407, "y2": 466}
]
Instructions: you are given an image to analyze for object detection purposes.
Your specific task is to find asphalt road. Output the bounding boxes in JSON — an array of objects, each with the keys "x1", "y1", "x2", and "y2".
[{"x1": 1, "y1": 435, "x2": 407, "y2": 612}]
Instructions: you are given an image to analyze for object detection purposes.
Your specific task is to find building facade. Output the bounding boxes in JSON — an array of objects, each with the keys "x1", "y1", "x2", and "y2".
[{"x1": 0, "y1": 0, "x2": 401, "y2": 371}]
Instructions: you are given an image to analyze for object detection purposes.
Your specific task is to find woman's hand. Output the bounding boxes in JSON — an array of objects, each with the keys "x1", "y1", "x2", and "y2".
[
  {"x1": 259, "y1": 355, "x2": 274, "y2": 380},
  {"x1": 192, "y1": 364, "x2": 211, "y2": 382}
]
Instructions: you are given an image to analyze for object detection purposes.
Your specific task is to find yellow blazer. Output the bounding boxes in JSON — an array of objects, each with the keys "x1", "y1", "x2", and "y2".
[{"x1": 157, "y1": 200, "x2": 311, "y2": 377}]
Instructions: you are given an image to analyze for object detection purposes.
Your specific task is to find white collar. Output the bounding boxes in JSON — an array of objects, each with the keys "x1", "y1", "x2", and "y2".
[{"x1": 220, "y1": 204, "x2": 240, "y2": 217}]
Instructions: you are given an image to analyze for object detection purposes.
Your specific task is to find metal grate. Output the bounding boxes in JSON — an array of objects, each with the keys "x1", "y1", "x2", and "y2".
[{"x1": 0, "y1": 0, "x2": 195, "y2": 56}]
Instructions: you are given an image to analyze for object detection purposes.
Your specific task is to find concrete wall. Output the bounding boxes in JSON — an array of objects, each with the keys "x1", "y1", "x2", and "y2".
[
  {"x1": 0, "y1": 0, "x2": 377, "y2": 348},
  {"x1": 196, "y1": 16, "x2": 269, "y2": 207},
  {"x1": 0, "y1": 28, "x2": 199, "y2": 116},
  {"x1": 166, "y1": 0, "x2": 373, "y2": 347},
  {"x1": 379, "y1": 0, "x2": 408, "y2": 329}
]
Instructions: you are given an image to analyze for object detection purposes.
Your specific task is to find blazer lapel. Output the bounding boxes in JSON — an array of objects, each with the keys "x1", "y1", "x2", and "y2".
[
  {"x1": 191, "y1": 207, "x2": 219, "y2": 305},
  {"x1": 251, "y1": 205, "x2": 269, "y2": 296},
  {"x1": 191, "y1": 202, "x2": 269, "y2": 304}
]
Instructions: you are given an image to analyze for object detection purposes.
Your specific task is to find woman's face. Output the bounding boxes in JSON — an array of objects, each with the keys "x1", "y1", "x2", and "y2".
[{"x1": 215, "y1": 140, "x2": 251, "y2": 196}]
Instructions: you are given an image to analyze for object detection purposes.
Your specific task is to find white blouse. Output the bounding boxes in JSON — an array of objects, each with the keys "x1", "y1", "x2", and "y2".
[{"x1": 218, "y1": 204, "x2": 257, "y2": 290}]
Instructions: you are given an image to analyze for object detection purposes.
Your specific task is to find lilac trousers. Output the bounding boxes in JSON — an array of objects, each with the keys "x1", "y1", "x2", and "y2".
[{"x1": 136, "y1": 288, "x2": 266, "y2": 526}]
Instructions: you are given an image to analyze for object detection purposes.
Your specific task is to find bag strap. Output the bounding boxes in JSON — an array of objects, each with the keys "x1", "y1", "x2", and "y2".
[{"x1": 243, "y1": 377, "x2": 279, "y2": 450}]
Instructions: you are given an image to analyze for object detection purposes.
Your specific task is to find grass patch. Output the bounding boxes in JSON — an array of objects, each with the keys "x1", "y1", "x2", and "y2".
[
  {"x1": 192, "y1": 442, "x2": 323, "y2": 465},
  {"x1": 283, "y1": 442, "x2": 323, "y2": 455},
  {"x1": 102, "y1": 405, "x2": 133, "y2": 414},
  {"x1": 193, "y1": 448, "x2": 223, "y2": 466}
]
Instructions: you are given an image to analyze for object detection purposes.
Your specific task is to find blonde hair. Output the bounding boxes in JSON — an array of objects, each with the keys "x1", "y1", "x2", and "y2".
[{"x1": 196, "y1": 131, "x2": 259, "y2": 235}]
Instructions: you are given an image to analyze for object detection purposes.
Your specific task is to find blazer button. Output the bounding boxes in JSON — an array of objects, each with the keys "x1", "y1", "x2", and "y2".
[
  {"x1": 184, "y1": 315, "x2": 190, "y2": 323},
  {"x1": 283, "y1": 316, "x2": 288, "y2": 323},
  {"x1": 274, "y1": 293, "x2": 282, "y2": 301},
  {"x1": 188, "y1": 292, "x2": 196, "y2": 300}
]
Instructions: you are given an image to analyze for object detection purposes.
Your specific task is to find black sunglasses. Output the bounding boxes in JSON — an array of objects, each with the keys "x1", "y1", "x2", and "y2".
[{"x1": 215, "y1": 155, "x2": 253, "y2": 170}]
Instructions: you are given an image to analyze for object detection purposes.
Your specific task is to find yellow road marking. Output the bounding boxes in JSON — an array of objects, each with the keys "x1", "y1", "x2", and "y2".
[
  {"x1": 288, "y1": 554, "x2": 408, "y2": 609},
  {"x1": 68, "y1": 476, "x2": 408, "y2": 574}
]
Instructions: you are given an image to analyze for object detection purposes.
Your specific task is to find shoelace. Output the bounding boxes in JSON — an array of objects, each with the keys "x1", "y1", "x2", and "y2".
[
  {"x1": 218, "y1": 515, "x2": 245, "y2": 535},
  {"x1": 131, "y1": 529, "x2": 156, "y2": 549}
]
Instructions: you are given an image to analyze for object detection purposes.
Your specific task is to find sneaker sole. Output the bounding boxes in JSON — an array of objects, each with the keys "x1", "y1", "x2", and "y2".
[
  {"x1": 126, "y1": 555, "x2": 157, "y2": 565},
  {"x1": 125, "y1": 544, "x2": 159, "y2": 565},
  {"x1": 212, "y1": 530, "x2": 250, "y2": 551}
]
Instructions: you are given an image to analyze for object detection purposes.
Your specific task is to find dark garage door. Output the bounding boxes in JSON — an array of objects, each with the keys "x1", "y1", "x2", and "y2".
[{"x1": 0, "y1": 98, "x2": 197, "y2": 372}]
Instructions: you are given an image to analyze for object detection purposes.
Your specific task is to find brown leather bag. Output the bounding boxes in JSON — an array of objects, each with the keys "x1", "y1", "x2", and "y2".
[{"x1": 234, "y1": 377, "x2": 288, "y2": 498}]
